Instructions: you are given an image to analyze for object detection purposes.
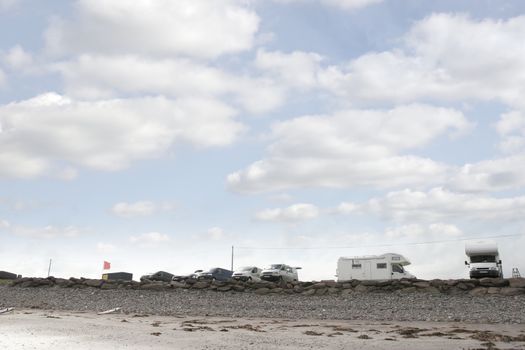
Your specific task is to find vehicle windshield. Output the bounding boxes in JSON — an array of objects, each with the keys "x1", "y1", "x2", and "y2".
[
  {"x1": 269, "y1": 264, "x2": 283, "y2": 270},
  {"x1": 470, "y1": 255, "x2": 496, "y2": 263},
  {"x1": 240, "y1": 266, "x2": 253, "y2": 271},
  {"x1": 392, "y1": 264, "x2": 404, "y2": 273}
]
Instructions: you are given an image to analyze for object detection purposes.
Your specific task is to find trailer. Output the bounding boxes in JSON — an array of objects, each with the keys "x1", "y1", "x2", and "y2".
[
  {"x1": 0, "y1": 271, "x2": 20, "y2": 280},
  {"x1": 465, "y1": 241, "x2": 502, "y2": 278},
  {"x1": 336, "y1": 253, "x2": 415, "y2": 281},
  {"x1": 101, "y1": 272, "x2": 133, "y2": 281}
]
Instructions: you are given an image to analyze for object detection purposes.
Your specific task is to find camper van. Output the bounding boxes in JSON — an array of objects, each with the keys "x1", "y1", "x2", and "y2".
[
  {"x1": 465, "y1": 241, "x2": 503, "y2": 278},
  {"x1": 336, "y1": 253, "x2": 415, "y2": 281}
]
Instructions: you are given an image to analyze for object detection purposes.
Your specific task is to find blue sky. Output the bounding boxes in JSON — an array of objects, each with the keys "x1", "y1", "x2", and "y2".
[{"x1": 1, "y1": 0, "x2": 524, "y2": 281}]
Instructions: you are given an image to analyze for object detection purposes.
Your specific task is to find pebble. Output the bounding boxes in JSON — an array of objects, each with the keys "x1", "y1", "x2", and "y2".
[{"x1": 1, "y1": 285, "x2": 524, "y2": 324}]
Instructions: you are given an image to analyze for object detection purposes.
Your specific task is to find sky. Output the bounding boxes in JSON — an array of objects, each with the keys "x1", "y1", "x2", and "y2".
[{"x1": 1, "y1": 0, "x2": 524, "y2": 281}]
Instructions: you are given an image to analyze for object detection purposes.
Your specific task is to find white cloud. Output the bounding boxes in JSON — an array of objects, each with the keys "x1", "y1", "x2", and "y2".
[
  {"x1": 319, "y1": 14, "x2": 525, "y2": 108},
  {"x1": 496, "y1": 110, "x2": 525, "y2": 154},
  {"x1": 320, "y1": 0, "x2": 382, "y2": 10},
  {"x1": 385, "y1": 223, "x2": 462, "y2": 239},
  {"x1": 129, "y1": 232, "x2": 170, "y2": 244},
  {"x1": 272, "y1": 0, "x2": 382, "y2": 11},
  {"x1": 255, "y1": 203, "x2": 319, "y2": 222},
  {"x1": 96, "y1": 242, "x2": 116, "y2": 254},
  {"x1": 45, "y1": 0, "x2": 259, "y2": 59},
  {"x1": 267, "y1": 193, "x2": 293, "y2": 203},
  {"x1": 56, "y1": 166, "x2": 78, "y2": 181},
  {"x1": 112, "y1": 201, "x2": 157, "y2": 218},
  {"x1": 0, "y1": 0, "x2": 19, "y2": 11},
  {"x1": 0, "y1": 68, "x2": 5, "y2": 87},
  {"x1": 353, "y1": 188, "x2": 525, "y2": 223},
  {"x1": 6, "y1": 223, "x2": 84, "y2": 239},
  {"x1": 207, "y1": 227, "x2": 225, "y2": 240},
  {"x1": 0, "y1": 219, "x2": 10, "y2": 229},
  {"x1": 2, "y1": 45, "x2": 33, "y2": 70},
  {"x1": 450, "y1": 154, "x2": 525, "y2": 192},
  {"x1": 0, "y1": 93, "x2": 243, "y2": 179},
  {"x1": 255, "y1": 49, "x2": 324, "y2": 89},
  {"x1": 53, "y1": 55, "x2": 285, "y2": 113},
  {"x1": 228, "y1": 104, "x2": 470, "y2": 193}
]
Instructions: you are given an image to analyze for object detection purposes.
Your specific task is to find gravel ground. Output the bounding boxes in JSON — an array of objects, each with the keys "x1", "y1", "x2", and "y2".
[{"x1": 1, "y1": 285, "x2": 525, "y2": 324}]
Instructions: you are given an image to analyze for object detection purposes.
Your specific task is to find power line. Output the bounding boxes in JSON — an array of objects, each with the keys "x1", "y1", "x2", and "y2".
[{"x1": 235, "y1": 233, "x2": 523, "y2": 250}]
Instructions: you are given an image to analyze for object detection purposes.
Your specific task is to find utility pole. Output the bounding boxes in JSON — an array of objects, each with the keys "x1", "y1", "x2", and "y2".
[
  {"x1": 231, "y1": 245, "x2": 234, "y2": 271},
  {"x1": 47, "y1": 258, "x2": 52, "y2": 277}
]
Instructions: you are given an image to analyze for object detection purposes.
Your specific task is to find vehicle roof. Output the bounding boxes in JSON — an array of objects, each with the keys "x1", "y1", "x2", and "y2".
[
  {"x1": 465, "y1": 241, "x2": 498, "y2": 256},
  {"x1": 338, "y1": 253, "x2": 411, "y2": 265}
]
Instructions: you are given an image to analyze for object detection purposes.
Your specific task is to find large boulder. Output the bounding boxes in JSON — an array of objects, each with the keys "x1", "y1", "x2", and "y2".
[
  {"x1": 500, "y1": 288, "x2": 525, "y2": 296},
  {"x1": 469, "y1": 287, "x2": 487, "y2": 296},
  {"x1": 170, "y1": 281, "x2": 186, "y2": 288},
  {"x1": 255, "y1": 288, "x2": 270, "y2": 295},
  {"x1": 478, "y1": 278, "x2": 508, "y2": 287},
  {"x1": 413, "y1": 281, "x2": 430, "y2": 288},
  {"x1": 232, "y1": 284, "x2": 245, "y2": 292},
  {"x1": 140, "y1": 283, "x2": 168, "y2": 291},
  {"x1": 100, "y1": 283, "x2": 118, "y2": 290},
  {"x1": 191, "y1": 281, "x2": 209, "y2": 289},
  {"x1": 84, "y1": 279, "x2": 104, "y2": 288},
  {"x1": 55, "y1": 278, "x2": 74, "y2": 288},
  {"x1": 508, "y1": 278, "x2": 525, "y2": 288},
  {"x1": 354, "y1": 285, "x2": 369, "y2": 293}
]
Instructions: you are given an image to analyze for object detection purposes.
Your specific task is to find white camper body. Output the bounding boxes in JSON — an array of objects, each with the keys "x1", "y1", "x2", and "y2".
[
  {"x1": 336, "y1": 253, "x2": 415, "y2": 281},
  {"x1": 465, "y1": 241, "x2": 503, "y2": 278}
]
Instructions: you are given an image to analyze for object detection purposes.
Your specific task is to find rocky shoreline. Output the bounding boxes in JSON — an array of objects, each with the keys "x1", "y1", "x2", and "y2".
[
  {"x1": 2, "y1": 277, "x2": 525, "y2": 324},
  {"x1": 6, "y1": 276, "x2": 525, "y2": 296}
]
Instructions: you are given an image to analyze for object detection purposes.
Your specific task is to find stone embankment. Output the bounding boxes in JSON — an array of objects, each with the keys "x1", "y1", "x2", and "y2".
[{"x1": 7, "y1": 276, "x2": 525, "y2": 296}]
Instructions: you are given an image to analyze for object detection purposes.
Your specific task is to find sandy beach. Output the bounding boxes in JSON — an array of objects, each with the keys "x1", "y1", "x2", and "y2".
[{"x1": 2, "y1": 309, "x2": 525, "y2": 350}]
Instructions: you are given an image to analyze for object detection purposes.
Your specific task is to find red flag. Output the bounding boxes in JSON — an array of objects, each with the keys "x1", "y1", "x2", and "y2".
[{"x1": 103, "y1": 261, "x2": 111, "y2": 270}]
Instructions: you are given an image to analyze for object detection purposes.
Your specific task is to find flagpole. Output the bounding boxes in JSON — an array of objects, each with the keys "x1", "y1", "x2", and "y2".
[
  {"x1": 47, "y1": 258, "x2": 52, "y2": 277},
  {"x1": 231, "y1": 245, "x2": 234, "y2": 271}
]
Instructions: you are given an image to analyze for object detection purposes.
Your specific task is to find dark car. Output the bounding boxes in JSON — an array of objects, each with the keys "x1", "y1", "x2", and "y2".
[
  {"x1": 140, "y1": 271, "x2": 174, "y2": 282},
  {"x1": 197, "y1": 268, "x2": 233, "y2": 282},
  {"x1": 172, "y1": 269, "x2": 203, "y2": 282}
]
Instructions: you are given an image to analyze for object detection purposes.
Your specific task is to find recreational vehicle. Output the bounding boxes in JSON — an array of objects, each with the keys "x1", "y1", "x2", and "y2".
[
  {"x1": 465, "y1": 241, "x2": 503, "y2": 278},
  {"x1": 336, "y1": 253, "x2": 415, "y2": 281}
]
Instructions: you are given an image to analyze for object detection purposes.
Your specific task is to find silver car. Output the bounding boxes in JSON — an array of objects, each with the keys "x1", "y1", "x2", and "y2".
[{"x1": 260, "y1": 264, "x2": 301, "y2": 282}]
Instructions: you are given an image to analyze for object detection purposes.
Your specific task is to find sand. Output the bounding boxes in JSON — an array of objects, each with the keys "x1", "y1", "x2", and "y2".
[{"x1": 1, "y1": 309, "x2": 525, "y2": 349}]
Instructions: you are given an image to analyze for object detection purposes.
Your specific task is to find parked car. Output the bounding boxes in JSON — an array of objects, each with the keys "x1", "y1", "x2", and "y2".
[
  {"x1": 172, "y1": 270, "x2": 203, "y2": 282},
  {"x1": 260, "y1": 264, "x2": 301, "y2": 282},
  {"x1": 197, "y1": 268, "x2": 233, "y2": 282},
  {"x1": 140, "y1": 271, "x2": 174, "y2": 282},
  {"x1": 232, "y1": 266, "x2": 262, "y2": 282}
]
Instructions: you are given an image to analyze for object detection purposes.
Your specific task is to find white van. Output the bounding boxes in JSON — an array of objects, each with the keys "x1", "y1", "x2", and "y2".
[
  {"x1": 260, "y1": 264, "x2": 301, "y2": 282},
  {"x1": 465, "y1": 241, "x2": 503, "y2": 278},
  {"x1": 336, "y1": 253, "x2": 415, "y2": 281},
  {"x1": 232, "y1": 266, "x2": 262, "y2": 282}
]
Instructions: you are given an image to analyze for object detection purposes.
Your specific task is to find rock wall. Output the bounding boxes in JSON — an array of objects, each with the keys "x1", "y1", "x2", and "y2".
[{"x1": 5, "y1": 277, "x2": 525, "y2": 296}]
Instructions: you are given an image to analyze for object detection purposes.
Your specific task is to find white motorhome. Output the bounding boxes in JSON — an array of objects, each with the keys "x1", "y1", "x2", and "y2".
[
  {"x1": 336, "y1": 253, "x2": 415, "y2": 281},
  {"x1": 465, "y1": 241, "x2": 503, "y2": 278}
]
